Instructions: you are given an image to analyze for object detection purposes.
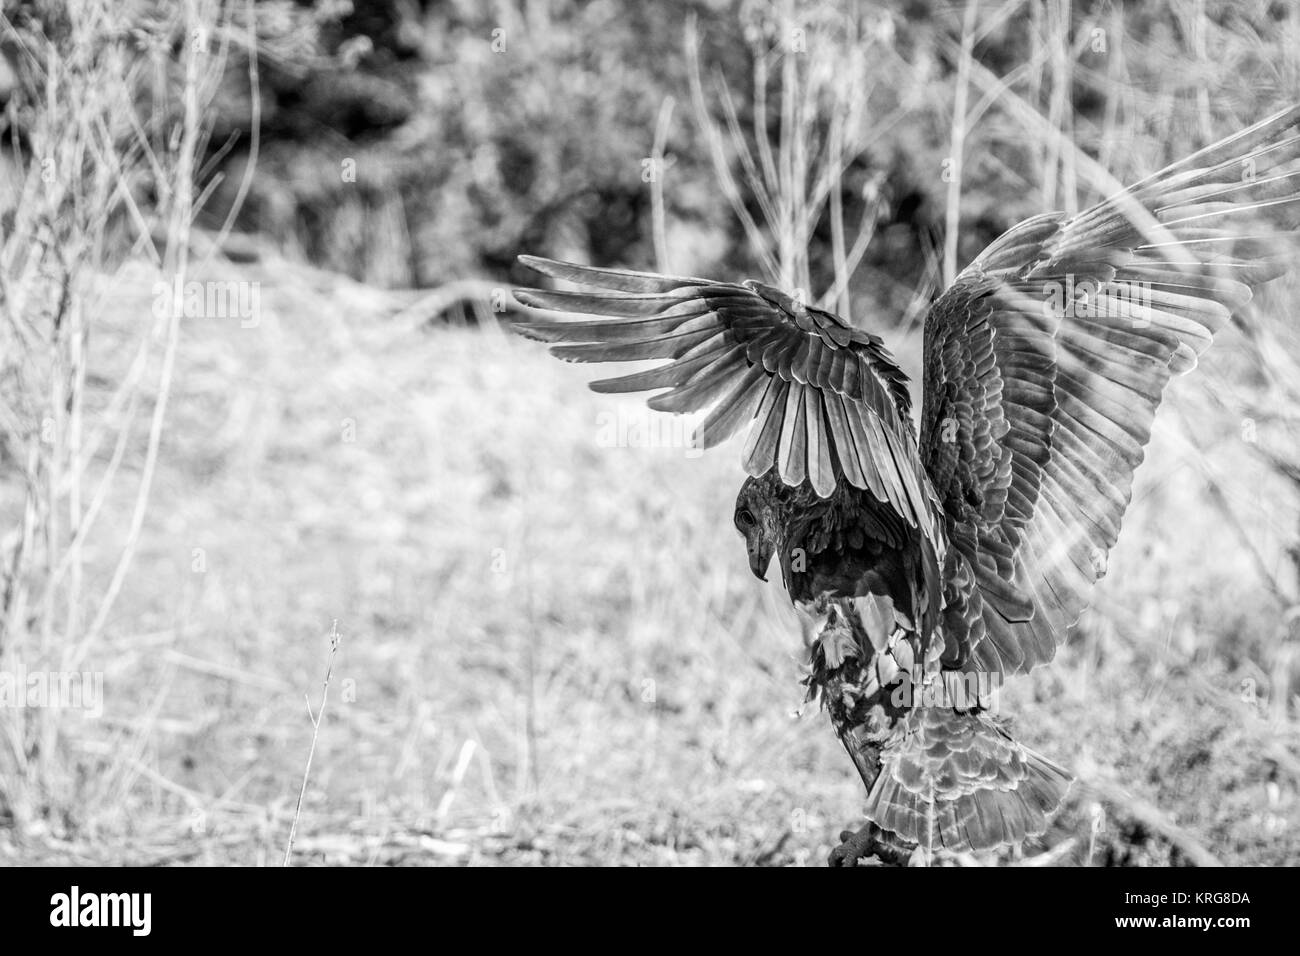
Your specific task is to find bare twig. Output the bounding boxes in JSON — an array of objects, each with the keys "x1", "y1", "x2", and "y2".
[
  {"x1": 943, "y1": 0, "x2": 980, "y2": 286},
  {"x1": 284, "y1": 620, "x2": 342, "y2": 867},
  {"x1": 1084, "y1": 776, "x2": 1224, "y2": 868},
  {"x1": 650, "y1": 96, "x2": 676, "y2": 273}
]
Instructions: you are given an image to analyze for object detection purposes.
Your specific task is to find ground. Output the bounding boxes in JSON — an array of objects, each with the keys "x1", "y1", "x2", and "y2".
[{"x1": 2, "y1": 254, "x2": 1298, "y2": 866}]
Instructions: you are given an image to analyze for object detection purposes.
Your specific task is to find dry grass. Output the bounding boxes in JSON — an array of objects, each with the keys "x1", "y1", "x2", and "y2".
[
  {"x1": 0, "y1": 244, "x2": 1295, "y2": 866},
  {"x1": 0, "y1": 0, "x2": 246, "y2": 831}
]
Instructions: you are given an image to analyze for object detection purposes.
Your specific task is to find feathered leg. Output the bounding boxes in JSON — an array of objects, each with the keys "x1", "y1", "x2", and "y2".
[{"x1": 827, "y1": 723, "x2": 911, "y2": 866}]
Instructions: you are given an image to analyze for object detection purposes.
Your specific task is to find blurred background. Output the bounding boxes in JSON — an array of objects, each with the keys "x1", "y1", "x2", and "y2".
[{"x1": 0, "y1": 0, "x2": 1298, "y2": 865}]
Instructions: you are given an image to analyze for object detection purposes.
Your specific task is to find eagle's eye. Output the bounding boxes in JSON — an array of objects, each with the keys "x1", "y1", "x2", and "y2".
[{"x1": 735, "y1": 508, "x2": 755, "y2": 530}]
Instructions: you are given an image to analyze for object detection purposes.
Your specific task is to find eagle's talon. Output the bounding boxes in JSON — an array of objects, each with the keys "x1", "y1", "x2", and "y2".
[
  {"x1": 828, "y1": 823, "x2": 881, "y2": 867},
  {"x1": 828, "y1": 823, "x2": 911, "y2": 867}
]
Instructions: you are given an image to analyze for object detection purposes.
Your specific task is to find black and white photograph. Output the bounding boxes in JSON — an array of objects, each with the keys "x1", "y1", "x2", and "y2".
[{"x1": 1, "y1": 0, "x2": 1298, "y2": 897}]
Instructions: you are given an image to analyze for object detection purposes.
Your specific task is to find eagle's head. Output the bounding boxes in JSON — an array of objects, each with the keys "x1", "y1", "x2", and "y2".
[{"x1": 733, "y1": 471, "x2": 795, "y2": 582}]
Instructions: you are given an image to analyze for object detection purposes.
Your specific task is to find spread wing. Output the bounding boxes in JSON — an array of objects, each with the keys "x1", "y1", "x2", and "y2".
[
  {"x1": 921, "y1": 103, "x2": 1300, "y2": 677},
  {"x1": 511, "y1": 257, "x2": 933, "y2": 535}
]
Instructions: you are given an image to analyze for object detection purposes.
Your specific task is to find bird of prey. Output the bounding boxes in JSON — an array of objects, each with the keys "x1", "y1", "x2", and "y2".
[{"x1": 510, "y1": 104, "x2": 1300, "y2": 865}]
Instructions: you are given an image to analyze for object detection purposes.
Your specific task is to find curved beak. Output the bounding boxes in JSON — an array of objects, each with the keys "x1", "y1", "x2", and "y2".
[{"x1": 748, "y1": 541, "x2": 773, "y2": 582}]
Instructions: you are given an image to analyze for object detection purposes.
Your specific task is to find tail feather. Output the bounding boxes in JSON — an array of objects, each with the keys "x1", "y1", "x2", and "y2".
[{"x1": 863, "y1": 707, "x2": 1072, "y2": 852}]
